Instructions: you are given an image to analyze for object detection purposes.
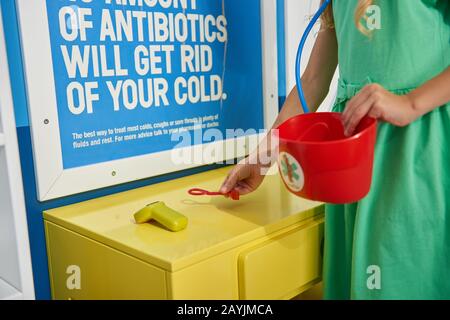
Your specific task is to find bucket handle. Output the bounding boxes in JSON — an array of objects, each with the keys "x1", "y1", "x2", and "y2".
[{"x1": 296, "y1": 0, "x2": 332, "y2": 114}]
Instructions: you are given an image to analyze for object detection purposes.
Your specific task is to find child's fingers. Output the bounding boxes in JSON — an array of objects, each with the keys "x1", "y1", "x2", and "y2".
[
  {"x1": 344, "y1": 97, "x2": 375, "y2": 136},
  {"x1": 234, "y1": 182, "x2": 252, "y2": 195},
  {"x1": 220, "y1": 176, "x2": 232, "y2": 194},
  {"x1": 220, "y1": 170, "x2": 240, "y2": 193},
  {"x1": 343, "y1": 86, "x2": 372, "y2": 123}
]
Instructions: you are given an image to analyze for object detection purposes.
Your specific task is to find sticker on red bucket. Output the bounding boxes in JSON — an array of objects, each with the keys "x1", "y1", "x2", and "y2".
[{"x1": 278, "y1": 152, "x2": 304, "y2": 192}]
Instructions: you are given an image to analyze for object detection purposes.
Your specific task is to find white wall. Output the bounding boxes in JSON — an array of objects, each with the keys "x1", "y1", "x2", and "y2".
[
  {"x1": 0, "y1": 148, "x2": 21, "y2": 289},
  {"x1": 284, "y1": 0, "x2": 338, "y2": 112},
  {"x1": 0, "y1": 4, "x2": 35, "y2": 299}
]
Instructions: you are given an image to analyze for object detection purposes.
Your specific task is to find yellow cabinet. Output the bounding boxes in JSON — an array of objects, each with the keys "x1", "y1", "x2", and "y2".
[
  {"x1": 238, "y1": 221, "x2": 323, "y2": 300},
  {"x1": 45, "y1": 222, "x2": 166, "y2": 300},
  {"x1": 44, "y1": 167, "x2": 324, "y2": 300}
]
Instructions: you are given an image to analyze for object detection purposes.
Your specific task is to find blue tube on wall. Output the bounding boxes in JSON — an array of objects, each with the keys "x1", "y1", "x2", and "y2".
[{"x1": 295, "y1": 0, "x2": 331, "y2": 113}]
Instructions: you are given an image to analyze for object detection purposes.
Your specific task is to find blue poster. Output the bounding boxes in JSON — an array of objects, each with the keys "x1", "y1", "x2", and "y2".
[{"x1": 45, "y1": 0, "x2": 264, "y2": 169}]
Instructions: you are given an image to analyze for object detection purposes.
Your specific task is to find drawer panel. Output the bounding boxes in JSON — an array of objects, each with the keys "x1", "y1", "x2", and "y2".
[
  {"x1": 45, "y1": 222, "x2": 166, "y2": 300},
  {"x1": 238, "y1": 220, "x2": 323, "y2": 300}
]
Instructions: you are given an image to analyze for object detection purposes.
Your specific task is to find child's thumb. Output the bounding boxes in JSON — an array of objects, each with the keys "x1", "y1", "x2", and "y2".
[{"x1": 220, "y1": 171, "x2": 239, "y2": 194}]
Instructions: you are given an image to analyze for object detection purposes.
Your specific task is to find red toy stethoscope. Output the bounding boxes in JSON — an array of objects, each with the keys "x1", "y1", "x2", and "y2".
[{"x1": 188, "y1": 188, "x2": 240, "y2": 201}]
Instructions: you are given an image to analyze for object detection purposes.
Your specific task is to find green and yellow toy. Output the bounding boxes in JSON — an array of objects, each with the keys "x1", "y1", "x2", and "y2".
[{"x1": 134, "y1": 201, "x2": 188, "y2": 232}]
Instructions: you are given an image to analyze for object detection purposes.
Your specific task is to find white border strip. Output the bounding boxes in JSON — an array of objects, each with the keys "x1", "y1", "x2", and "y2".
[{"x1": 0, "y1": 4, "x2": 35, "y2": 299}]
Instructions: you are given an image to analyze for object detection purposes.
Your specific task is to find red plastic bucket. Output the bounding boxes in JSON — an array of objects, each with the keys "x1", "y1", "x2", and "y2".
[{"x1": 275, "y1": 112, "x2": 377, "y2": 204}]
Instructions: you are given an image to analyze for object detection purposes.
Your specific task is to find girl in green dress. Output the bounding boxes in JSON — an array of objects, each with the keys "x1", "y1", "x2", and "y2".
[{"x1": 220, "y1": 0, "x2": 450, "y2": 299}]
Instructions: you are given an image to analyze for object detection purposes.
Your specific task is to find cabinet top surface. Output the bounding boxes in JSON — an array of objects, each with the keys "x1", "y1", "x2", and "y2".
[{"x1": 44, "y1": 167, "x2": 323, "y2": 271}]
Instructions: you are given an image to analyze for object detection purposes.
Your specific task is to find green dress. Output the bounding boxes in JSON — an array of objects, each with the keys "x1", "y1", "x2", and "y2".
[{"x1": 323, "y1": 0, "x2": 450, "y2": 299}]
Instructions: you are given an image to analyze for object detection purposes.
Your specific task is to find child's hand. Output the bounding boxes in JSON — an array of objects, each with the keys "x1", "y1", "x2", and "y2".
[
  {"x1": 342, "y1": 83, "x2": 420, "y2": 136},
  {"x1": 220, "y1": 157, "x2": 267, "y2": 196}
]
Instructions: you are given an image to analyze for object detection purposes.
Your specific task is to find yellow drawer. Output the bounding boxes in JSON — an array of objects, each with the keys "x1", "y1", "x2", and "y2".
[
  {"x1": 238, "y1": 220, "x2": 323, "y2": 300},
  {"x1": 45, "y1": 222, "x2": 167, "y2": 300}
]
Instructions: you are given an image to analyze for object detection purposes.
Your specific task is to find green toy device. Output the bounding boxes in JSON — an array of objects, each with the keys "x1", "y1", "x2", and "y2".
[{"x1": 134, "y1": 201, "x2": 188, "y2": 232}]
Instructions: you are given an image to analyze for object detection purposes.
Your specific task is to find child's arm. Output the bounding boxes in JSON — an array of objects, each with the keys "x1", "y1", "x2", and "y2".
[
  {"x1": 220, "y1": 25, "x2": 338, "y2": 195},
  {"x1": 409, "y1": 67, "x2": 450, "y2": 116},
  {"x1": 343, "y1": 67, "x2": 450, "y2": 136},
  {"x1": 273, "y1": 25, "x2": 338, "y2": 128}
]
